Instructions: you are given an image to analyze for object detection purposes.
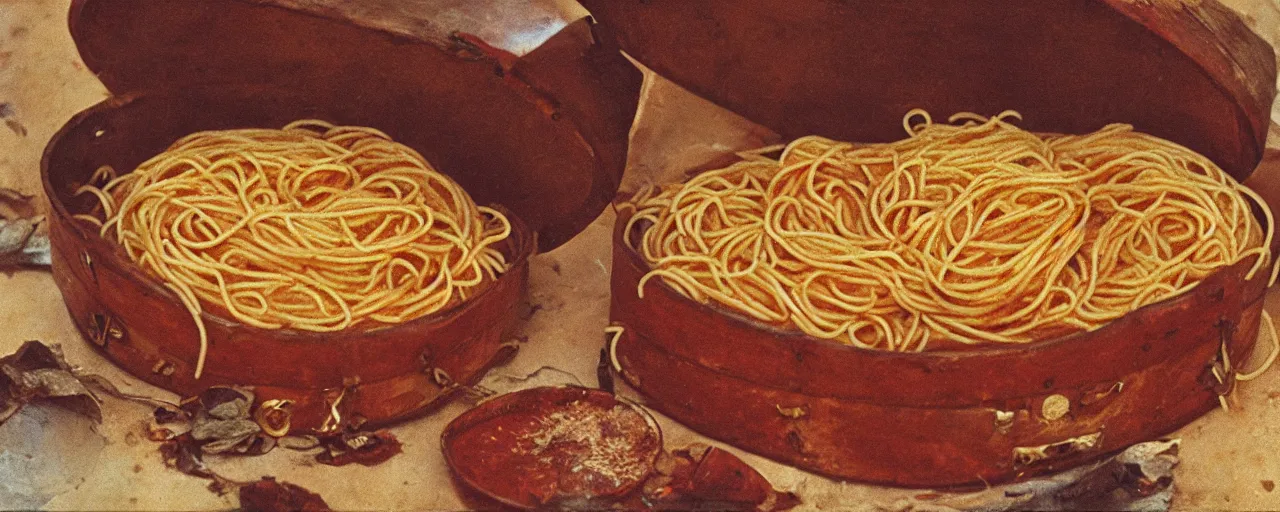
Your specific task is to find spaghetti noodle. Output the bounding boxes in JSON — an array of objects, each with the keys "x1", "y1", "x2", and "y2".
[
  {"x1": 624, "y1": 110, "x2": 1277, "y2": 352},
  {"x1": 76, "y1": 120, "x2": 512, "y2": 378}
]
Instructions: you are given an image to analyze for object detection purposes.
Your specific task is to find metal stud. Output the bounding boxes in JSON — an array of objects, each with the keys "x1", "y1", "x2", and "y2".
[{"x1": 1041, "y1": 394, "x2": 1070, "y2": 421}]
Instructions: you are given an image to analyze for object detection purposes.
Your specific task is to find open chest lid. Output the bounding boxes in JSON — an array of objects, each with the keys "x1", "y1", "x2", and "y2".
[
  {"x1": 580, "y1": 0, "x2": 1276, "y2": 181},
  {"x1": 67, "y1": 0, "x2": 642, "y2": 251}
]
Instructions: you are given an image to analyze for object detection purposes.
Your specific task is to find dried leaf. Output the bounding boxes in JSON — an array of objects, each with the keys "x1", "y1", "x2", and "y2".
[
  {"x1": 278, "y1": 435, "x2": 322, "y2": 451},
  {"x1": 0, "y1": 341, "x2": 101, "y2": 425},
  {"x1": 240, "y1": 435, "x2": 277, "y2": 456},
  {"x1": 153, "y1": 406, "x2": 187, "y2": 425},
  {"x1": 196, "y1": 386, "x2": 255, "y2": 417},
  {"x1": 0, "y1": 188, "x2": 49, "y2": 269},
  {"x1": 893, "y1": 440, "x2": 1182, "y2": 512},
  {"x1": 76, "y1": 372, "x2": 180, "y2": 412},
  {"x1": 5, "y1": 368, "x2": 101, "y2": 422},
  {"x1": 160, "y1": 434, "x2": 214, "y2": 479},
  {"x1": 0, "y1": 399, "x2": 18, "y2": 425},
  {"x1": 597, "y1": 348, "x2": 615, "y2": 394},
  {"x1": 208, "y1": 400, "x2": 247, "y2": 420},
  {"x1": 316, "y1": 430, "x2": 402, "y2": 467},
  {"x1": 195, "y1": 419, "x2": 261, "y2": 455},
  {"x1": 180, "y1": 386, "x2": 263, "y2": 455},
  {"x1": 3, "y1": 340, "x2": 62, "y2": 372},
  {"x1": 476, "y1": 366, "x2": 583, "y2": 398},
  {"x1": 238, "y1": 477, "x2": 331, "y2": 512}
]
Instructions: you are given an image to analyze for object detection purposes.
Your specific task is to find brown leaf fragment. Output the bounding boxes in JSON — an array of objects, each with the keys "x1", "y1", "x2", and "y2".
[
  {"x1": 0, "y1": 397, "x2": 18, "y2": 424},
  {"x1": 160, "y1": 434, "x2": 214, "y2": 479},
  {"x1": 597, "y1": 347, "x2": 615, "y2": 393},
  {"x1": 902, "y1": 439, "x2": 1181, "y2": 512},
  {"x1": 315, "y1": 429, "x2": 402, "y2": 467},
  {"x1": 238, "y1": 477, "x2": 331, "y2": 512},
  {"x1": 8, "y1": 368, "x2": 102, "y2": 423},
  {"x1": 5, "y1": 119, "x2": 27, "y2": 137},
  {"x1": 0, "y1": 341, "x2": 101, "y2": 424},
  {"x1": 1055, "y1": 439, "x2": 1178, "y2": 505},
  {"x1": 153, "y1": 406, "x2": 187, "y2": 424}
]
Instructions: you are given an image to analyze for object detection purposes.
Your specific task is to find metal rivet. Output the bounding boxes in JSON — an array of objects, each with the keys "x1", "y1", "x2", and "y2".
[
  {"x1": 88, "y1": 313, "x2": 109, "y2": 347},
  {"x1": 994, "y1": 409, "x2": 1015, "y2": 433},
  {"x1": 1042, "y1": 394, "x2": 1070, "y2": 421},
  {"x1": 151, "y1": 359, "x2": 175, "y2": 377},
  {"x1": 80, "y1": 252, "x2": 98, "y2": 284}
]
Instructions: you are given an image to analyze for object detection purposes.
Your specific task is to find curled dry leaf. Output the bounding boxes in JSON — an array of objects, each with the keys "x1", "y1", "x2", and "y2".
[
  {"x1": 195, "y1": 418, "x2": 263, "y2": 454},
  {"x1": 75, "y1": 372, "x2": 180, "y2": 413},
  {"x1": 153, "y1": 406, "x2": 187, "y2": 425},
  {"x1": 183, "y1": 386, "x2": 272, "y2": 456},
  {"x1": 278, "y1": 435, "x2": 322, "y2": 451},
  {"x1": 0, "y1": 188, "x2": 50, "y2": 268},
  {"x1": 898, "y1": 439, "x2": 1181, "y2": 512},
  {"x1": 316, "y1": 429, "x2": 403, "y2": 467},
  {"x1": 158, "y1": 432, "x2": 252, "y2": 496},
  {"x1": 475, "y1": 366, "x2": 584, "y2": 398},
  {"x1": 160, "y1": 433, "x2": 214, "y2": 479},
  {"x1": 0, "y1": 341, "x2": 101, "y2": 425},
  {"x1": 239, "y1": 477, "x2": 331, "y2": 512}
]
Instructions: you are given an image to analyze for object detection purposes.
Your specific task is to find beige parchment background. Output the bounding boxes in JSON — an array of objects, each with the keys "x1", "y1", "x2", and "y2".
[{"x1": 2, "y1": 0, "x2": 1280, "y2": 510}]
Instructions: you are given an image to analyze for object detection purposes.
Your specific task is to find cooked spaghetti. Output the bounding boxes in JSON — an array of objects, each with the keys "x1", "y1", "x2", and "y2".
[
  {"x1": 624, "y1": 110, "x2": 1278, "y2": 352},
  {"x1": 75, "y1": 120, "x2": 512, "y2": 378}
]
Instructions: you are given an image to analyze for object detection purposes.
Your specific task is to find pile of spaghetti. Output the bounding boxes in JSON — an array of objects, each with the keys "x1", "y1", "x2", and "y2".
[
  {"x1": 625, "y1": 110, "x2": 1277, "y2": 352},
  {"x1": 76, "y1": 120, "x2": 512, "y2": 378}
]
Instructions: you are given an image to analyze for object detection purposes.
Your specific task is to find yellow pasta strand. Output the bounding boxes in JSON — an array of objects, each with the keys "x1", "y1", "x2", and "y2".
[
  {"x1": 76, "y1": 120, "x2": 511, "y2": 378},
  {"x1": 625, "y1": 111, "x2": 1276, "y2": 352}
]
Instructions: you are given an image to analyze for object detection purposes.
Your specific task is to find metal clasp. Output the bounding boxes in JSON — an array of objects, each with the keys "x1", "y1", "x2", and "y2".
[
  {"x1": 1013, "y1": 432, "x2": 1102, "y2": 469},
  {"x1": 87, "y1": 312, "x2": 125, "y2": 348},
  {"x1": 1209, "y1": 320, "x2": 1237, "y2": 412}
]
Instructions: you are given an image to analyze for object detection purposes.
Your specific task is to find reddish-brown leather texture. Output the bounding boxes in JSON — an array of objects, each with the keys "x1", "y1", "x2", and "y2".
[
  {"x1": 611, "y1": 208, "x2": 1268, "y2": 487},
  {"x1": 580, "y1": 0, "x2": 1276, "y2": 181},
  {"x1": 69, "y1": 0, "x2": 641, "y2": 251},
  {"x1": 44, "y1": 91, "x2": 535, "y2": 428},
  {"x1": 44, "y1": 0, "x2": 641, "y2": 431},
  {"x1": 592, "y1": 0, "x2": 1278, "y2": 487}
]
